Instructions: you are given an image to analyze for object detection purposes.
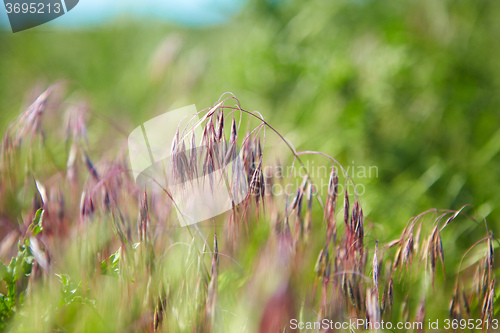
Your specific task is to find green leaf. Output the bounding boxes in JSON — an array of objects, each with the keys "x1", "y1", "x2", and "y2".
[
  {"x1": 100, "y1": 248, "x2": 121, "y2": 278},
  {"x1": 100, "y1": 260, "x2": 108, "y2": 272},
  {"x1": 5, "y1": 258, "x2": 16, "y2": 284},
  {"x1": 0, "y1": 262, "x2": 6, "y2": 281},
  {"x1": 31, "y1": 209, "x2": 44, "y2": 236},
  {"x1": 56, "y1": 274, "x2": 69, "y2": 287}
]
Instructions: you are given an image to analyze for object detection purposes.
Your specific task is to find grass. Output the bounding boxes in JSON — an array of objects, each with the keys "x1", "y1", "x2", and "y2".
[
  {"x1": 0, "y1": 86, "x2": 497, "y2": 332},
  {"x1": 2, "y1": 0, "x2": 500, "y2": 242}
]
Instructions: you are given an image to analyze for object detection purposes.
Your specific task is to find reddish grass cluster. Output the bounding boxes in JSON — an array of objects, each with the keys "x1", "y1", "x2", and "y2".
[{"x1": 0, "y1": 85, "x2": 497, "y2": 332}]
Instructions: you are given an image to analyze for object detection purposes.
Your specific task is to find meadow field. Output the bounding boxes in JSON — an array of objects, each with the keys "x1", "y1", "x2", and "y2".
[{"x1": 0, "y1": 0, "x2": 499, "y2": 331}]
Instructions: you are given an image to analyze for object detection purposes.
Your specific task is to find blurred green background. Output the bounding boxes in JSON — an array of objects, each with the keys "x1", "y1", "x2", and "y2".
[{"x1": 1, "y1": 0, "x2": 500, "y2": 240}]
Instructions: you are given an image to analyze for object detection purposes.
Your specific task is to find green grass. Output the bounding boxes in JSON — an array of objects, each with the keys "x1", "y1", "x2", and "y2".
[
  {"x1": 1, "y1": 0, "x2": 500, "y2": 240},
  {"x1": 0, "y1": 88, "x2": 497, "y2": 332},
  {"x1": 1, "y1": 0, "x2": 499, "y2": 331}
]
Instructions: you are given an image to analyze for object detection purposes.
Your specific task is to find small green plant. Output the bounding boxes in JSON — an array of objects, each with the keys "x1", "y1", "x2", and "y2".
[{"x1": 0, "y1": 209, "x2": 43, "y2": 330}]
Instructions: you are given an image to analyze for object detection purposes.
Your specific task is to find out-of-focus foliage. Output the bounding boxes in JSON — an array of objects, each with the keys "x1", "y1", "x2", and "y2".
[
  {"x1": 0, "y1": 0, "x2": 499, "y2": 250},
  {"x1": 1, "y1": 1, "x2": 500, "y2": 329}
]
